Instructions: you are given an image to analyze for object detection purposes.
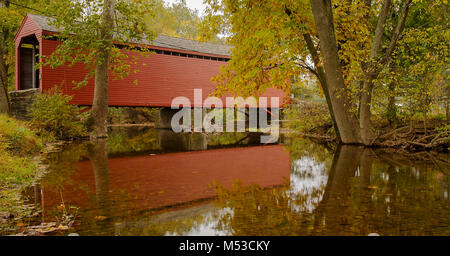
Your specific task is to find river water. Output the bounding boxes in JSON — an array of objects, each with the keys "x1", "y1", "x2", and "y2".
[{"x1": 24, "y1": 127, "x2": 450, "y2": 235}]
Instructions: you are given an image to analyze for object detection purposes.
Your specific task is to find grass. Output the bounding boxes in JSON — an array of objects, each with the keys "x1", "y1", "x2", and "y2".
[
  {"x1": 0, "y1": 114, "x2": 42, "y2": 155},
  {"x1": 0, "y1": 114, "x2": 42, "y2": 224}
]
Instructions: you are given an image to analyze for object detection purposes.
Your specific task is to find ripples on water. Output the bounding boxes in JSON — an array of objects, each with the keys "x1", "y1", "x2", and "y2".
[{"x1": 24, "y1": 127, "x2": 450, "y2": 236}]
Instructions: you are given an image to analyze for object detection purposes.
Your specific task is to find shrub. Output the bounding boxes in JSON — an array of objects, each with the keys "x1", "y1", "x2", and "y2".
[
  {"x1": 29, "y1": 87, "x2": 86, "y2": 139},
  {"x1": 284, "y1": 100, "x2": 334, "y2": 136}
]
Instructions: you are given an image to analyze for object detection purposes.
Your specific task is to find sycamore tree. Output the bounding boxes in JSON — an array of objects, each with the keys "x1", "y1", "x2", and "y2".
[
  {"x1": 201, "y1": 0, "x2": 448, "y2": 145},
  {"x1": 43, "y1": 0, "x2": 155, "y2": 138}
]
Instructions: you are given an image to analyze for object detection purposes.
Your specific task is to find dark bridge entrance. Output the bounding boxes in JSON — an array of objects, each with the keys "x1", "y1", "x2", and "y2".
[{"x1": 18, "y1": 34, "x2": 39, "y2": 90}]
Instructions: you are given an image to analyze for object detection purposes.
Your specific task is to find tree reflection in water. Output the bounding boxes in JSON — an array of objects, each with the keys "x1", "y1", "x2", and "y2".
[
  {"x1": 87, "y1": 139, "x2": 113, "y2": 230},
  {"x1": 209, "y1": 144, "x2": 450, "y2": 236}
]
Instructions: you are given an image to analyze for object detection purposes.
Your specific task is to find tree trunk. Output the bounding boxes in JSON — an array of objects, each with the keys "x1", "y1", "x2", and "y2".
[
  {"x1": 359, "y1": 0, "x2": 392, "y2": 144},
  {"x1": 91, "y1": 0, "x2": 115, "y2": 138},
  {"x1": 359, "y1": 77, "x2": 375, "y2": 144},
  {"x1": 0, "y1": 0, "x2": 11, "y2": 113},
  {"x1": 359, "y1": 0, "x2": 411, "y2": 145},
  {"x1": 310, "y1": 0, "x2": 362, "y2": 144},
  {"x1": 303, "y1": 34, "x2": 340, "y2": 140},
  {"x1": 446, "y1": 85, "x2": 449, "y2": 125},
  {"x1": 0, "y1": 61, "x2": 9, "y2": 113}
]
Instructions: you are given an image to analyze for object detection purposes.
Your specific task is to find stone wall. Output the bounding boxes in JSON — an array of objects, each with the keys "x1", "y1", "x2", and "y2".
[{"x1": 8, "y1": 89, "x2": 40, "y2": 120}]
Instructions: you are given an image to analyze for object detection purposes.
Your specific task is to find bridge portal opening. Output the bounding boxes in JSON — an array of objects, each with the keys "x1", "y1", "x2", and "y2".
[{"x1": 19, "y1": 35, "x2": 39, "y2": 90}]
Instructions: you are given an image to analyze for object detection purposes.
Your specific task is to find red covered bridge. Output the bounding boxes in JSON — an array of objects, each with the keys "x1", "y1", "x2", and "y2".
[{"x1": 14, "y1": 14, "x2": 286, "y2": 109}]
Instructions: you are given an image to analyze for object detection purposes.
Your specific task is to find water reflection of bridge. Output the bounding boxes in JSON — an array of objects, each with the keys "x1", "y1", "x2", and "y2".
[{"x1": 39, "y1": 138, "x2": 291, "y2": 215}]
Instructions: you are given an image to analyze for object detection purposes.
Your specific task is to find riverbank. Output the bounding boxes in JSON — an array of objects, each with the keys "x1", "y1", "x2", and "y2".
[
  {"x1": 284, "y1": 101, "x2": 449, "y2": 152},
  {"x1": 0, "y1": 114, "x2": 44, "y2": 234},
  {"x1": 288, "y1": 122, "x2": 449, "y2": 152}
]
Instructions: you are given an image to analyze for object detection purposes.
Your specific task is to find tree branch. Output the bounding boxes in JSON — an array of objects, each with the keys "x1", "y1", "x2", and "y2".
[
  {"x1": 380, "y1": 0, "x2": 412, "y2": 66},
  {"x1": 371, "y1": 0, "x2": 392, "y2": 60},
  {"x1": 294, "y1": 61, "x2": 318, "y2": 76}
]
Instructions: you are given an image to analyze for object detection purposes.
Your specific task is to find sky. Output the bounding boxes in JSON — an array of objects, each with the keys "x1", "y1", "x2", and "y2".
[{"x1": 164, "y1": 0, "x2": 207, "y2": 16}]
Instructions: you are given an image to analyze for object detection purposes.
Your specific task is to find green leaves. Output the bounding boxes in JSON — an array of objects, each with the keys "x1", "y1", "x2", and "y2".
[{"x1": 42, "y1": 0, "x2": 156, "y2": 86}]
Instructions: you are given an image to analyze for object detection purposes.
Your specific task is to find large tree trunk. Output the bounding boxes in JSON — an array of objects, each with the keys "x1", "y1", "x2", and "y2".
[
  {"x1": 91, "y1": 0, "x2": 115, "y2": 138},
  {"x1": 0, "y1": 59, "x2": 9, "y2": 113},
  {"x1": 309, "y1": 0, "x2": 362, "y2": 144},
  {"x1": 303, "y1": 34, "x2": 340, "y2": 140},
  {"x1": 0, "y1": 0, "x2": 10, "y2": 114}
]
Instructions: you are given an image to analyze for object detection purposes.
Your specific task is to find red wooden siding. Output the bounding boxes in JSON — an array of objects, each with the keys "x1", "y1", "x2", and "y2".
[{"x1": 16, "y1": 14, "x2": 287, "y2": 107}]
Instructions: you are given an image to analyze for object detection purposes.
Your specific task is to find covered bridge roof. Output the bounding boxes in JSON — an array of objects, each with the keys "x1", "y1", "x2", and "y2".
[{"x1": 27, "y1": 13, "x2": 231, "y2": 57}]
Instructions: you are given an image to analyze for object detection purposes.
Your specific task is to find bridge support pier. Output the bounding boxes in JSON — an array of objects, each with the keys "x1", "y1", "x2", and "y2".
[
  {"x1": 157, "y1": 107, "x2": 204, "y2": 130},
  {"x1": 156, "y1": 108, "x2": 180, "y2": 129},
  {"x1": 157, "y1": 107, "x2": 281, "y2": 131}
]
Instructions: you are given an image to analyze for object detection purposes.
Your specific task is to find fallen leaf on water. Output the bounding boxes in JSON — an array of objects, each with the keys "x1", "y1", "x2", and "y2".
[
  {"x1": 94, "y1": 215, "x2": 107, "y2": 221},
  {"x1": 58, "y1": 224, "x2": 69, "y2": 230}
]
